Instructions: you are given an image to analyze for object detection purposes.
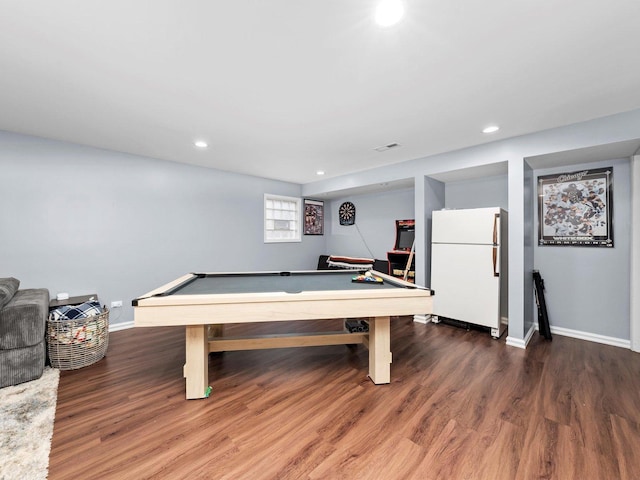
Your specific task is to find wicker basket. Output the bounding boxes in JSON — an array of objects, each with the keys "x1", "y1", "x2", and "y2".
[{"x1": 47, "y1": 308, "x2": 109, "y2": 370}]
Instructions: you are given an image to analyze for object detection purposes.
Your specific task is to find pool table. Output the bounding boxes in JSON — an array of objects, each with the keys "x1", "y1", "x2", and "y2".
[{"x1": 133, "y1": 270, "x2": 433, "y2": 399}]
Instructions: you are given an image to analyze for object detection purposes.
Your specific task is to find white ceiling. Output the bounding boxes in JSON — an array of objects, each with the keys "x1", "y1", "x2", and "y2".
[{"x1": 2, "y1": 1, "x2": 640, "y2": 185}]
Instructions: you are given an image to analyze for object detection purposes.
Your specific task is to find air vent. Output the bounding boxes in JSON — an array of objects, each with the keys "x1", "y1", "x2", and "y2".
[{"x1": 374, "y1": 142, "x2": 401, "y2": 152}]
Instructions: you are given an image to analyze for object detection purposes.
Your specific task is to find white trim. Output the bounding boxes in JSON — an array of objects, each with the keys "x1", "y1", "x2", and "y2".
[
  {"x1": 524, "y1": 322, "x2": 537, "y2": 345},
  {"x1": 107, "y1": 318, "x2": 632, "y2": 350},
  {"x1": 506, "y1": 323, "x2": 536, "y2": 349},
  {"x1": 109, "y1": 320, "x2": 134, "y2": 332},
  {"x1": 631, "y1": 155, "x2": 640, "y2": 352},
  {"x1": 506, "y1": 336, "x2": 527, "y2": 349},
  {"x1": 413, "y1": 314, "x2": 431, "y2": 324},
  {"x1": 534, "y1": 323, "x2": 631, "y2": 349}
]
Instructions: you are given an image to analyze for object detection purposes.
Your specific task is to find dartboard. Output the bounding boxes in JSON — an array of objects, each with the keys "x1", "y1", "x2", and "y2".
[{"x1": 338, "y1": 201, "x2": 356, "y2": 226}]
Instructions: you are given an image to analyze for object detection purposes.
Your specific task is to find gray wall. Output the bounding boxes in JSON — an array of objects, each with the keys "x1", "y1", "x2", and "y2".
[
  {"x1": 325, "y1": 188, "x2": 414, "y2": 260},
  {"x1": 305, "y1": 109, "x2": 640, "y2": 345},
  {"x1": 444, "y1": 175, "x2": 508, "y2": 209},
  {"x1": 533, "y1": 158, "x2": 631, "y2": 340},
  {"x1": 418, "y1": 177, "x2": 445, "y2": 286},
  {"x1": 523, "y1": 163, "x2": 535, "y2": 336},
  {"x1": 0, "y1": 131, "x2": 325, "y2": 327},
  {"x1": 431, "y1": 163, "x2": 631, "y2": 342}
]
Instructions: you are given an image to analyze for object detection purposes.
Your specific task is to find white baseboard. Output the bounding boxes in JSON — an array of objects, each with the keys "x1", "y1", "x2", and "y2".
[
  {"x1": 505, "y1": 336, "x2": 526, "y2": 349},
  {"x1": 413, "y1": 314, "x2": 432, "y2": 324},
  {"x1": 506, "y1": 323, "x2": 537, "y2": 349},
  {"x1": 109, "y1": 320, "x2": 134, "y2": 332},
  {"x1": 539, "y1": 324, "x2": 631, "y2": 349},
  {"x1": 105, "y1": 319, "x2": 631, "y2": 350},
  {"x1": 524, "y1": 323, "x2": 537, "y2": 345}
]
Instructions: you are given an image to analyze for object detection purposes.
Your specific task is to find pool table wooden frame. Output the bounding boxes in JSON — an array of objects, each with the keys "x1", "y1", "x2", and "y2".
[{"x1": 133, "y1": 270, "x2": 433, "y2": 399}]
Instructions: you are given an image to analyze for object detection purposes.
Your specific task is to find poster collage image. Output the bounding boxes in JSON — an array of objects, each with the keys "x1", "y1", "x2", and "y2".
[{"x1": 538, "y1": 167, "x2": 613, "y2": 247}]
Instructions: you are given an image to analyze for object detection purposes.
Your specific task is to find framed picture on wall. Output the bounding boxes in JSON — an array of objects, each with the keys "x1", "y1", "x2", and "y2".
[
  {"x1": 538, "y1": 167, "x2": 613, "y2": 247},
  {"x1": 303, "y1": 199, "x2": 324, "y2": 235}
]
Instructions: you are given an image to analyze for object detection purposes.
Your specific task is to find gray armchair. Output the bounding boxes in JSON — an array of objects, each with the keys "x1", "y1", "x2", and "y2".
[{"x1": 0, "y1": 277, "x2": 49, "y2": 388}]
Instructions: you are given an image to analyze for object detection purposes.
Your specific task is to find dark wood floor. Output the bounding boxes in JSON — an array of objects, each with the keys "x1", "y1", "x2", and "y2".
[{"x1": 49, "y1": 318, "x2": 640, "y2": 479}]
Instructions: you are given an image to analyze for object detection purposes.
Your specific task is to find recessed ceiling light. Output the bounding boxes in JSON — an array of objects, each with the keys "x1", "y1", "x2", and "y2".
[
  {"x1": 482, "y1": 125, "x2": 500, "y2": 134},
  {"x1": 194, "y1": 140, "x2": 208, "y2": 148},
  {"x1": 316, "y1": 170, "x2": 325, "y2": 176},
  {"x1": 375, "y1": 0, "x2": 404, "y2": 27}
]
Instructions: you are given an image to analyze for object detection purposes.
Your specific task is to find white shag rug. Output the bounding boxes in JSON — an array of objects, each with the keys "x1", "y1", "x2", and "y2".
[{"x1": 0, "y1": 368, "x2": 60, "y2": 480}]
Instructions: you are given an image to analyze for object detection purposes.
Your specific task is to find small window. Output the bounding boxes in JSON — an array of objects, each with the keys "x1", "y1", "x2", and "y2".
[{"x1": 264, "y1": 194, "x2": 302, "y2": 243}]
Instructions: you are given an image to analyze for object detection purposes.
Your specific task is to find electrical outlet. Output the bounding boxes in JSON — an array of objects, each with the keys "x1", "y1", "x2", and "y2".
[{"x1": 111, "y1": 300, "x2": 123, "y2": 308}]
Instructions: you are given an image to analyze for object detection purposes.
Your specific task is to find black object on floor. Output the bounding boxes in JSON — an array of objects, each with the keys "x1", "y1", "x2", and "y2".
[{"x1": 533, "y1": 270, "x2": 552, "y2": 340}]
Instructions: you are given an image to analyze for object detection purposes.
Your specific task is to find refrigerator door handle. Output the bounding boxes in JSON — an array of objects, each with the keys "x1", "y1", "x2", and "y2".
[{"x1": 492, "y1": 213, "x2": 500, "y2": 277}]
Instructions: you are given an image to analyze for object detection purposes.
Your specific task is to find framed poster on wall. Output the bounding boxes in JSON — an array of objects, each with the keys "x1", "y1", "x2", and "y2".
[
  {"x1": 303, "y1": 199, "x2": 324, "y2": 235},
  {"x1": 538, "y1": 167, "x2": 613, "y2": 247}
]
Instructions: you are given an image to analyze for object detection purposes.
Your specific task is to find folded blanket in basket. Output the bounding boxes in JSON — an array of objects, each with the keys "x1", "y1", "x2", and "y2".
[
  {"x1": 327, "y1": 255, "x2": 374, "y2": 270},
  {"x1": 50, "y1": 300, "x2": 103, "y2": 321}
]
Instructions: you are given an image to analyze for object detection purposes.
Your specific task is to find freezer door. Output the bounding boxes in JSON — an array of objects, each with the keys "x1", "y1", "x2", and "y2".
[
  {"x1": 432, "y1": 207, "x2": 502, "y2": 245},
  {"x1": 431, "y1": 243, "x2": 501, "y2": 329}
]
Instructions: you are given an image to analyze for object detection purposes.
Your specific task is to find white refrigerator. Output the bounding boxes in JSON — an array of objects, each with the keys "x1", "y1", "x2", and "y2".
[{"x1": 430, "y1": 207, "x2": 508, "y2": 338}]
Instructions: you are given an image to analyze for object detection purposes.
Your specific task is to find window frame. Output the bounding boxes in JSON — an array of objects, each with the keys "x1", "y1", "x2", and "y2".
[{"x1": 264, "y1": 193, "x2": 302, "y2": 243}]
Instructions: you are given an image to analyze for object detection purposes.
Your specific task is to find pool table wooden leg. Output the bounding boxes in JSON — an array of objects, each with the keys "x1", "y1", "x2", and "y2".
[
  {"x1": 184, "y1": 325, "x2": 209, "y2": 399},
  {"x1": 368, "y1": 316, "x2": 392, "y2": 384}
]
